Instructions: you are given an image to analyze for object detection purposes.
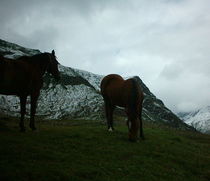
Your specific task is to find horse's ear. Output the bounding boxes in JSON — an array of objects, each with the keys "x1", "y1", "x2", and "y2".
[{"x1": 52, "y1": 50, "x2": 55, "y2": 56}]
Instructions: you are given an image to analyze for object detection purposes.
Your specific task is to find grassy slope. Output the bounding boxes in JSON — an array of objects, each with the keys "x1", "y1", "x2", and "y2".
[{"x1": 0, "y1": 118, "x2": 210, "y2": 181}]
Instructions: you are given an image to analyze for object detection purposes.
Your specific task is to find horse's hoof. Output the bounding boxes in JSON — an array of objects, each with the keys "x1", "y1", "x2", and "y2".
[
  {"x1": 128, "y1": 135, "x2": 138, "y2": 142},
  {"x1": 30, "y1": 124, "x2": 36, "y2": 131},
  {"x1": 108, "y1": 127, "x2": 113, "y2": 132},
  {"x1": 129, "y1": 138, "x2": 137, "y2": 142},
  {"x1": 20, "y1": 128, "x2": 26, "y2": 132},
  {"x1": 31, "y1": 127, "x2": 36, "y2": 131}
]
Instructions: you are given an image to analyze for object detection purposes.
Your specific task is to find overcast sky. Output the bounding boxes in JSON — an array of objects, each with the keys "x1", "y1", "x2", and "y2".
[{"x1": 1, "y1": 0, "x2": 210, "y2": 113}]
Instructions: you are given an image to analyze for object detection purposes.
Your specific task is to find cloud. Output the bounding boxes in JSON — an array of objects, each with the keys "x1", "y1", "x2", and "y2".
[
  {"x1": 1, "y1": 0, "x2": 210, "y2": 113},
  {"x1": 156, "y1": 62, "x2": 210, "y2": 112}
]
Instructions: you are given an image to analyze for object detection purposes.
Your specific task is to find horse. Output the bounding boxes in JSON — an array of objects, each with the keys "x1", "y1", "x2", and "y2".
[
  {"x1": 0, "y1": 50, "x2": 60, "y2": 132},
  {"x1": 100, "y1": 74, "x2": 144, "y2": 141}
]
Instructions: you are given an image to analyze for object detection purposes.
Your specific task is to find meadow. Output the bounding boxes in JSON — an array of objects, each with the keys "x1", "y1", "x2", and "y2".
[{"x1": 0, "y1": 117, "x2": 210, "y2": 181}]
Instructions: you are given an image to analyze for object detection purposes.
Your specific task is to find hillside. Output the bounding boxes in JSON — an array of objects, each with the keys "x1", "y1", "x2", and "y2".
[
  {"x1": 0, "y1": 118, "x2": 209, "y2": 181},
  {"x1": 178, "y1": 107, "x2": 210, "y2": 134},
  {"x1": 0, "y1": 39, "x2": 190, "y2": 130}
]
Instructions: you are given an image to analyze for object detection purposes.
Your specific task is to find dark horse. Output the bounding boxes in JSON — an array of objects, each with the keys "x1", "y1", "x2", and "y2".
[
  {"x1": 0, "y1": 50, "x2": 60, "y2": 131},
  {"x1": 100, "y1": 74, "x2": 144, "y2": 141}
]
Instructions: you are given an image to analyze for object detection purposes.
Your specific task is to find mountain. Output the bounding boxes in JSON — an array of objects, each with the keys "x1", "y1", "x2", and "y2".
[
  {"x1": 0, "y1": 39, "x2": 191, "y2": 130},
  {"x1": 178, "y1": 107, "x2": 210, "y2": 134}
]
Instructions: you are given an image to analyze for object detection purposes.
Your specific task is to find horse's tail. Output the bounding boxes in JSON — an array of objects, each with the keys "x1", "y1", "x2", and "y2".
[
  {"x1": 129, "y1": 77, "x2": 144, "y2": 140},
  {"x1": 129, "y1": 77, "x2": 142, "y2": 119}
]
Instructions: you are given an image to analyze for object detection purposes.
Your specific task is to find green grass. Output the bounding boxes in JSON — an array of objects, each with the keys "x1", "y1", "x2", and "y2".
[{"x1": 0, "y1": 118, "x2": 210, "y2": 181}]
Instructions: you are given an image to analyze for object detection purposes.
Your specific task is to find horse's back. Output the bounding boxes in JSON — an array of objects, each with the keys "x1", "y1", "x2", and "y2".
[
  {"x1": 101, "y1": 74, "x2": 143, "y2": 107},
  {"x1": 101, "y1": 74, "x2": 128, "y2": 106},
  {"x1": 101, "y1": 74, "x2": 124, "y2": 95}
]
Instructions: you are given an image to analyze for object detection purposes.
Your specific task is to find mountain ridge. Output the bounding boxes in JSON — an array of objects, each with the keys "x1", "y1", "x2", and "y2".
[
  {"x1": 0, "y1": 39, "x2": 192, "y2": 131},
  {"x1": 178, "y1": 107, "x2": 210, "y2": 134}
]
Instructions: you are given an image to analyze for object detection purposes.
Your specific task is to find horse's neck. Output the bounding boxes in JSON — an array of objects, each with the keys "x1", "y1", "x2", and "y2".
[
  {"x1": 0, "y1": 57, "x2": 7, "y2": 71},
  {"x1": 0, "y1": 55, "x2": 4, "y2": 61},
  {"x1": 0, "y1": 58, "x2": 4, "y2": 73},
  {"x1": 30, "y1": 54, "x2": 49, "y2": 77}
]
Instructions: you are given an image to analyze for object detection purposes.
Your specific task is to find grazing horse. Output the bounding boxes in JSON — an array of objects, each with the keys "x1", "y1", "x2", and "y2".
[
  {"x1": 0, "y1": 50, "x2": 60, "y2": 131},
  {"x1": 100, "y1": 74, "x2": 144, "y2": 141}
]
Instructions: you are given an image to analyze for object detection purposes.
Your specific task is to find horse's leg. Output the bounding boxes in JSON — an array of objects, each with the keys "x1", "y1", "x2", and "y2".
[
  {"x1": 125, "y1": 108, "x2": 131, "y2": 131},
  {"x1": 126, "y1": 119, "x2": 131, "y2": 131},
  {"x1": 19, "y1": 96, "x2": 27, "y2": 132},
  {"x1": 30, "y1": 91, "x2": 39, "y2": 130},
  {"x1": 127, "y1": 108, "x2": 140, "y2": 141},
  {"x1": 104, "y1": 99, "x2": 112, "y2": 131},
  {"x1": 109, "y1": 105, "x2": 115, "y2": 131},
  {"x1": 129, "y1": 118, "x2": 139, "y2": 142},
  {"x1": 139, "y1": 105, "x2": 144, "y2": 139},
  {"x1": 104, "y1": 99, "x2": 115, "y2": 131}
]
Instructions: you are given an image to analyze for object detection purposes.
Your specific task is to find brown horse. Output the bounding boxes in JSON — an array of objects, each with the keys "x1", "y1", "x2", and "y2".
[
  {"x1": 100, "y1": 74, "x2": 144, "y2": 141},
  {"x1": 0, "y1": 50, "x2": 60, "y2": 131}
]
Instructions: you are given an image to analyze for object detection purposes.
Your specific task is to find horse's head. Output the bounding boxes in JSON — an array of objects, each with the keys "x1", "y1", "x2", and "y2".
[{"x1": 46, "y1": 50, "x2": 60, "y2": 80}]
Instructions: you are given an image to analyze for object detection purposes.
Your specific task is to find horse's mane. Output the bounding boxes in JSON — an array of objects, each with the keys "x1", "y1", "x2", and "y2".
[
  {"x1": 0, "y1": 55, "x2": 16, "y2": 63},
  {"x1": 16, "y1": 53, "x2": 49, "y2": 64},
  {"x1": 30, "y1": 53, "x2": 47, "y2": 62},
  {"x1": 0, "y1": 55, "x2": 5, "y2": 66}
]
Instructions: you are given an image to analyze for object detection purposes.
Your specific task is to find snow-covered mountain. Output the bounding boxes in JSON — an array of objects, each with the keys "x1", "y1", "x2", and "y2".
[
  {"x1": 0, "y1": 39, "x2": 192, "y2": 130},
  {"x1": 178, "y1": 107, "x2": 210, "y2": 134}
]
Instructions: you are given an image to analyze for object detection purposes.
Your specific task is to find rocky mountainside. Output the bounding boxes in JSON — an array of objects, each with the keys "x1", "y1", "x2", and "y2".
[
  {"x1": 178, "y1": 107, "x2": 210, "y2": 134},
  {"x1": 0, "y1": 39, "x2": 191, "y2": 130}
]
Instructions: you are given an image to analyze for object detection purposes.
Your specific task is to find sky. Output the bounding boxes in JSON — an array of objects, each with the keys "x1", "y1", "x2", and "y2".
[{"x1": 1, "y1": 0, "x2": 210, "y2": 113}]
